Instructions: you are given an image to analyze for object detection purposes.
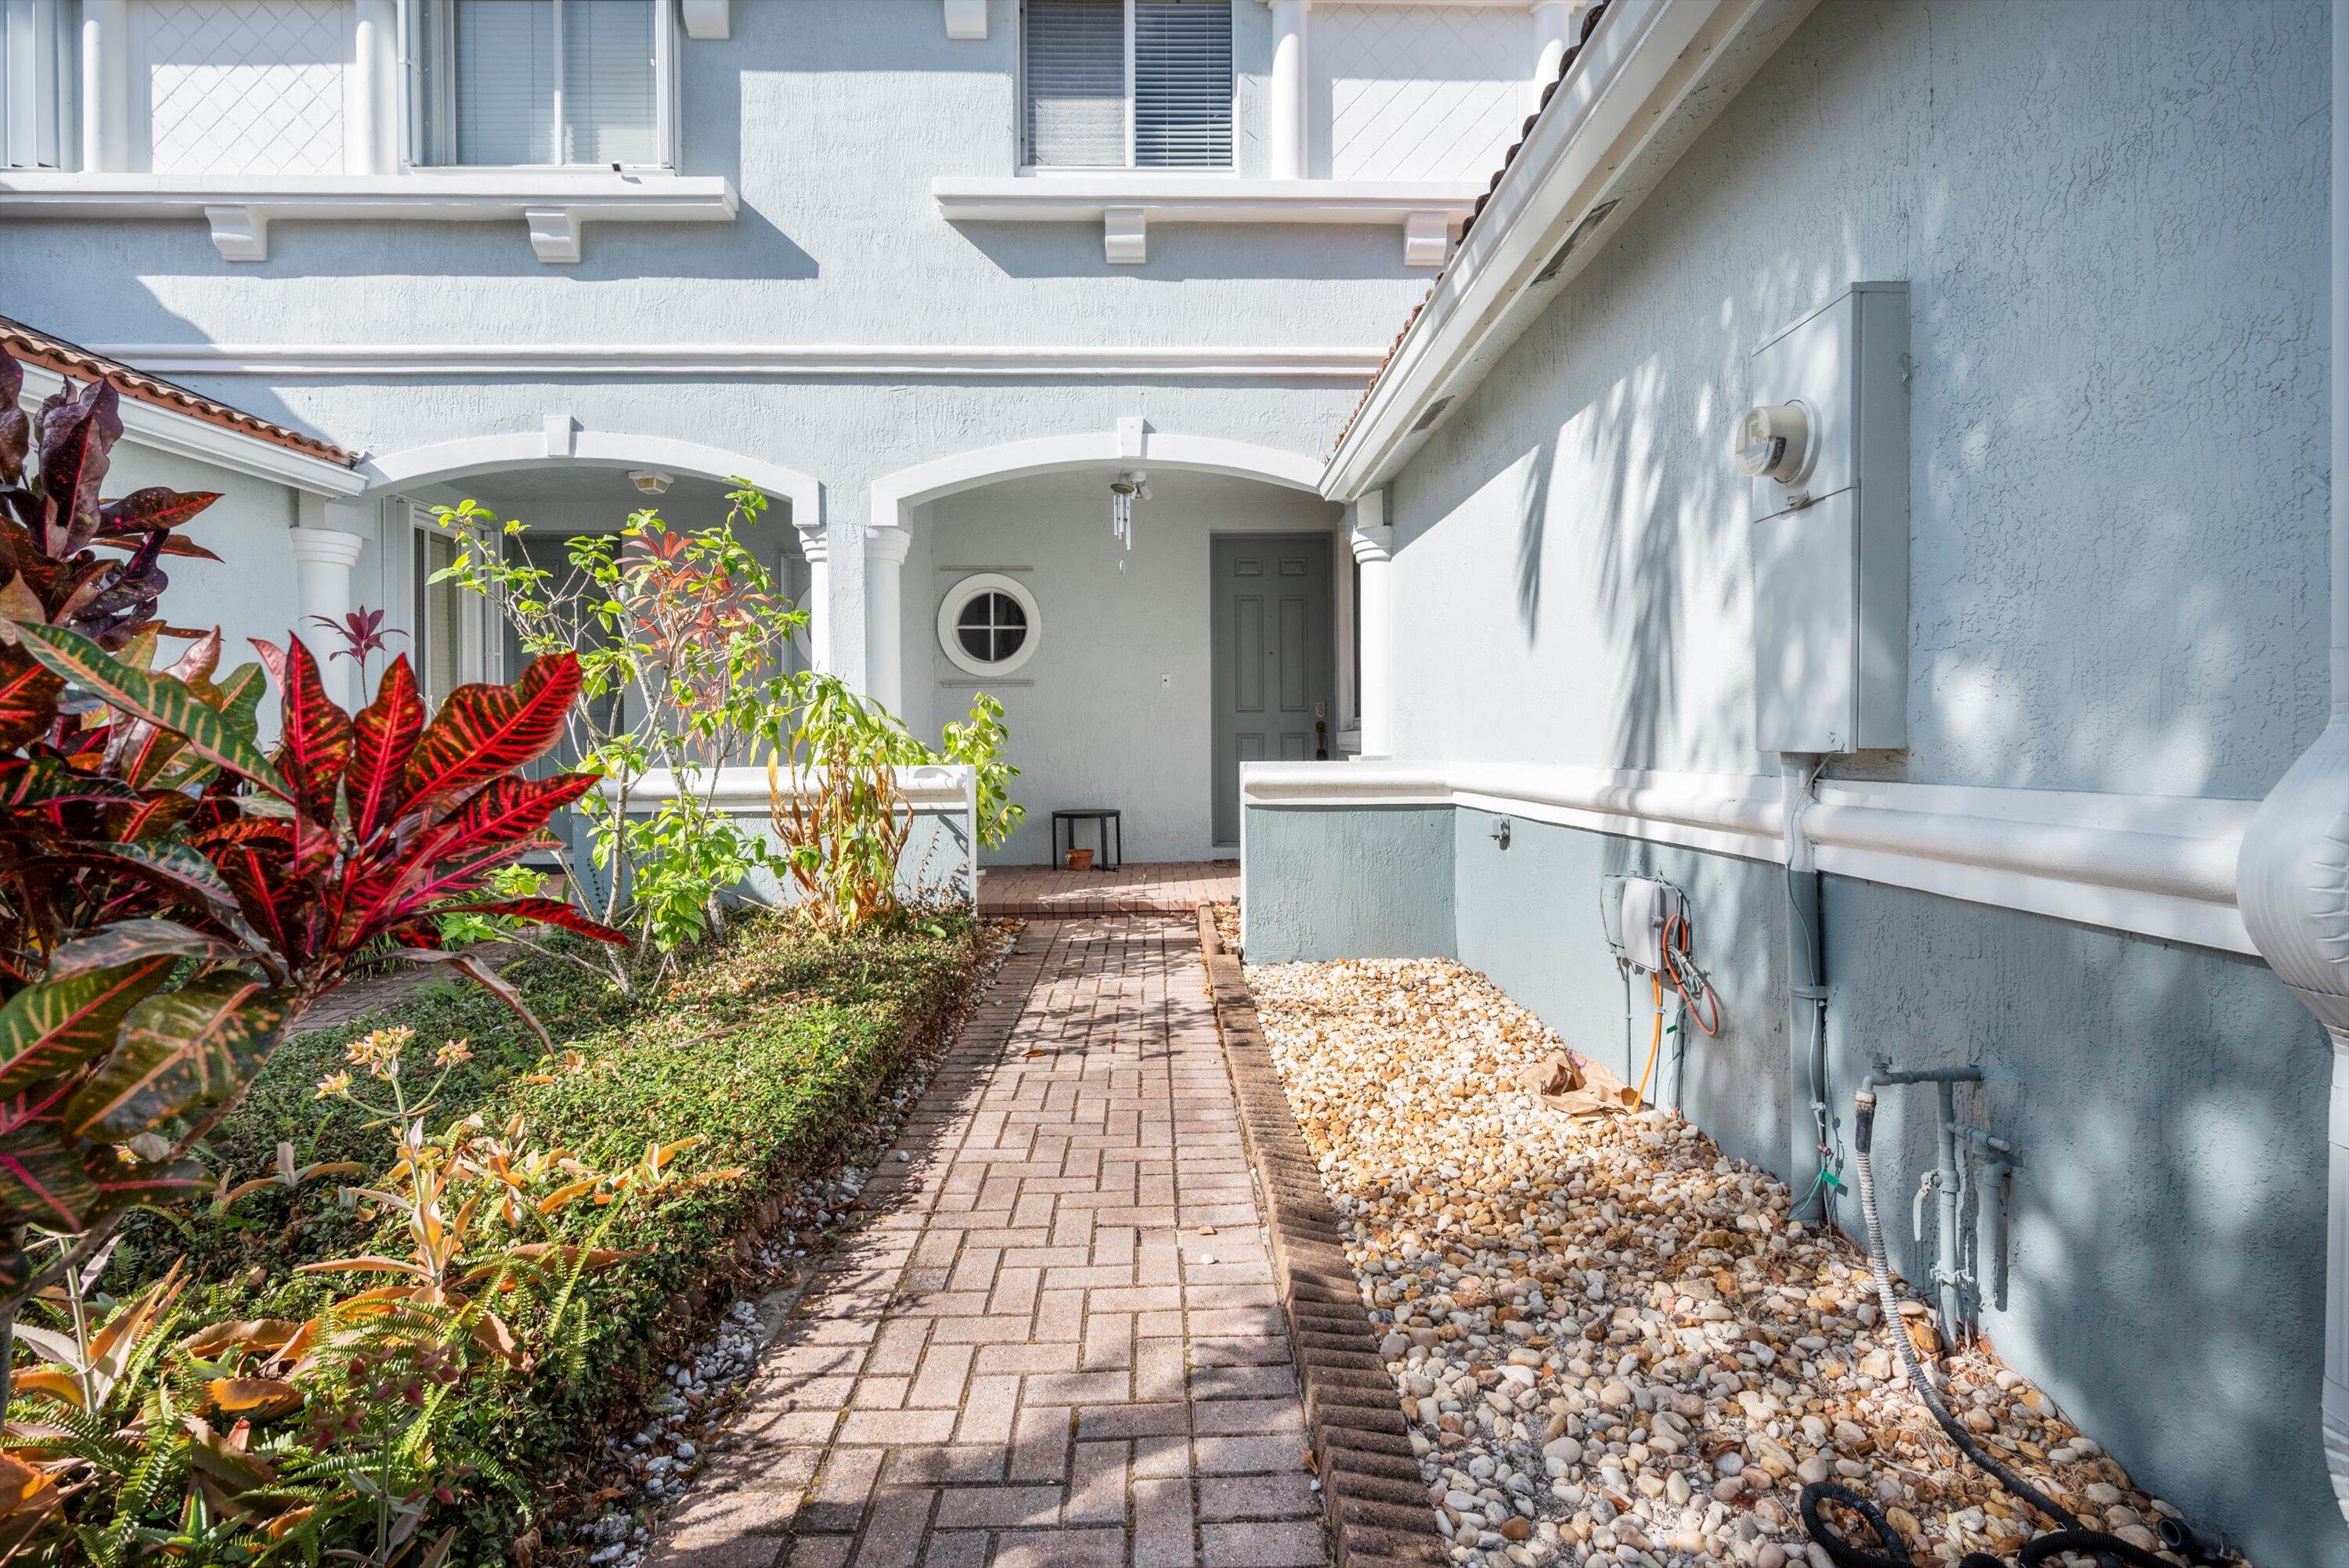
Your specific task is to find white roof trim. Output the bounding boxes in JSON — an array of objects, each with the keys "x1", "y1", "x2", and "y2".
[
  {"x1": 1322, "y1": 0, "x2": 1821, "y2": 499},
  {"x1": 1243, "y1": 760, "x2": 2258, "y2": 955},
  {"x1": 14, "y1": 362, "x2": 363, "y2": 497}
]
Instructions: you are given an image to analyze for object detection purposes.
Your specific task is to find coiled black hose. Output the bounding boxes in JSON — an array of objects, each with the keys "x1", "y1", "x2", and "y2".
[{"x1": 1801, "y1": 1092, "x2": 2207, "y2": 1568}]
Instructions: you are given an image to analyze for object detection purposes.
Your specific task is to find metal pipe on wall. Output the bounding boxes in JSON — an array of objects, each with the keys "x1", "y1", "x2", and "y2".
[{"x1": 2238, "y1": 0, "x2": 2349, "y2": 1528}]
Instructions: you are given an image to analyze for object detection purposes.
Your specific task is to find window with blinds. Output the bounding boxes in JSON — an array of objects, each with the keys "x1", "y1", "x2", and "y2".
[
  {"x1": 429, "y1": 0, "x2": 661, "y2": 168},
  {"x1": 1133, "y1": 1, "x2": 1231, "y2": 168},
  {"x1": 1023, "y1": 0, "x2": 1232, "y2": 171},
  {"x1": 1, "y1": 0, "x2": 73, "y2": 170}
]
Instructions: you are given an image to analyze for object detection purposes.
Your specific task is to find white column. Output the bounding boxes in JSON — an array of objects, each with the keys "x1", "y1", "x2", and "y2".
[
  {"x1": 1268, "y1": 0, "x2": 1309, "y2": 181},
  {"x1": 796, "y1": 524, "x2": 832, "y2": 674},
  {"x1": 864, "y1": 526, "x2": 911, "y2": 716},
  {"x1": 290, "y1": 528, "x2": 366, "y2": 708},
  {"x1": 1532, "y1": 0, "x2": 1580, "y2": 102},
  {"x1": 79, "y1": 0, "x2": 129, "y2": 174},
  {"x1": 1349, "y1": 493, "x2": 1396, "y2": 760},
  {"x1": 350, "y1": 0, "x2": 399, "y2": 175}
]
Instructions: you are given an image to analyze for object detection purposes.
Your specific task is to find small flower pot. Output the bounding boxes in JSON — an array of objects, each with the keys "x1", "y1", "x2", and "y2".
[{"x1": 1066, "y1": 849, "x2": 1095, "y2": 871}]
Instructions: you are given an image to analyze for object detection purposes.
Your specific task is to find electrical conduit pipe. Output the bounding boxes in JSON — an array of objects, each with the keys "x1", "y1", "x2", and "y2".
[{"x1": 2237, "y1": 1, "x2": 2349, "y2": 1528}]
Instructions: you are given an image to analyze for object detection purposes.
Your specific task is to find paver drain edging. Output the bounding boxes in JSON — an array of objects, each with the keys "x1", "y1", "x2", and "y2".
[{"x1": 1193, "y1": 907, "x2": 1448, "y2": 1568}]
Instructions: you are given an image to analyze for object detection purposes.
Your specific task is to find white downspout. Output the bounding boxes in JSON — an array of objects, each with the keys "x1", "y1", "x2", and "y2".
[{"x1": 2237, "y1": 1, "x2": 2349, "y2": 1523}]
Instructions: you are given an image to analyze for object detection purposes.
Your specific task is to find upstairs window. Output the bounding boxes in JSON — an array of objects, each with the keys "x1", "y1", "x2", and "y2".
[
  {"x1": 415, "y1": 0, "x2": 670, "y2": 168},
  {"x1": 1024, "y1": 0, "x2": 1232, "y2": 171},
  {"x1": 1, "y1": 0, "x2": 75, "y2": 171}
]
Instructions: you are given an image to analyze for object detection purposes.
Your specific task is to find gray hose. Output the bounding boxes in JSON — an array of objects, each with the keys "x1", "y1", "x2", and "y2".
[{"x1": 1850, "y1": 1091, "x2": 2084, "y2": 1531}]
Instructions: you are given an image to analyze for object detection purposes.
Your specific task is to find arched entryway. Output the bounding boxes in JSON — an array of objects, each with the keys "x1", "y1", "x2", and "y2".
[{"x1": 865, "y1": 425, "x2": 1345, "y2": 866}]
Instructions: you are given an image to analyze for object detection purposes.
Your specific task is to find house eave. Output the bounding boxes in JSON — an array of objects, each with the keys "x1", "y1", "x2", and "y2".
[
  {"x1": 15, "y1": 362, "x2": 366, "y2": 498},
  {"x1": 1320, "y1": 0, "x2": 1822, "y2": 503}
]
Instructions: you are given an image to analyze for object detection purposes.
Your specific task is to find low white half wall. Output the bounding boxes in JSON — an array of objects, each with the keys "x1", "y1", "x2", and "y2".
[{"x1": 610, "y1": 764, "x2": 980, "y2": 911}]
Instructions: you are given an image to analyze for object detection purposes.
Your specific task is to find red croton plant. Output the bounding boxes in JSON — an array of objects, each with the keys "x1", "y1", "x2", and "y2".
[{"x1": 0, "y1": 348, "x2": 621, "y2": 1351}]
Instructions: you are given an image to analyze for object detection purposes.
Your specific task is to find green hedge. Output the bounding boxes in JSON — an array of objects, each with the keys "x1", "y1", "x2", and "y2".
[{"x1": 113, "y1": 912, "x2": 976, "y2": 1555}]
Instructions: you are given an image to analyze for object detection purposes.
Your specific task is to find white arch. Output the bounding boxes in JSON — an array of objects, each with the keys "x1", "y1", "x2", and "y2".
[
  {"x1": 861, "y1": 426, "x2": 1332, "y2": 714},
  {"x1": 362, "y1": 426, "x2": 824, "y2": 526},
  {"x1": 867, "y1": 427, "x2": 1325, "y2": 534}
]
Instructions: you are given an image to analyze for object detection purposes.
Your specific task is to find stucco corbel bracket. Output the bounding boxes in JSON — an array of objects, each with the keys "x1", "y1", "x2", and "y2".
[
  {"x1": 680, "y1": 0, "x2": 729, "y2": 39},
  {"x1": 1104, "y1": 206, "x2": 1146, "y2": 265},
  {"x1": 525, "y1": 207, "x2": 583, "y2": 264},
  {"x1": 205, "y1": 204, "x2": 268, "y2": 261},
  {"x1": 944, "y1": 0, "x2": 986, "y2": 38},
  {"x1": 1402, "y1": 211, "x2": 1452, "y2": 269}
]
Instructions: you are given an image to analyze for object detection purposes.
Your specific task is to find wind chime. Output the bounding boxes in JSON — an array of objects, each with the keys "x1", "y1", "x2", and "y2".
[{"x1": 1110, "y1": 472, "x2": 1149, "y2": 568}]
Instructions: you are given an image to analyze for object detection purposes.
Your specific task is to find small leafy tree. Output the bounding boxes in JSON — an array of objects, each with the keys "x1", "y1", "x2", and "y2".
[
  {"x1": 767, "y1": 682, "x2": 1022, "y2": 931},
  {"x1": 428, "y1": 492, "x2": 796, "y2": 975}
]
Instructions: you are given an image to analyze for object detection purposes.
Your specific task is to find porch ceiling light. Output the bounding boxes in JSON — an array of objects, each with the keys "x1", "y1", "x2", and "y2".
[
  {"x1": 1110, "y1": 470, "x2": 1151, "y2": 553},
  {"x1": 630, "y1": 470, "x2": 674, "y2": 496}
]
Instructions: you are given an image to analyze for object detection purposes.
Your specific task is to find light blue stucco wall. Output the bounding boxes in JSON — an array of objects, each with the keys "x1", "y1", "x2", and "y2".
[
  {"x1": 1384, "y1": 0, "x2": 2329, "y2": 797},
  {"x1": 1241, "y1": 803, "x2": 1455, "y2": 961},
  {"x1": 0, "y1": 0, "x2": 1438, "y2": 751},
  {"x1": 1243, "y1": 0, "x2": 2340, "y2": 1557}
]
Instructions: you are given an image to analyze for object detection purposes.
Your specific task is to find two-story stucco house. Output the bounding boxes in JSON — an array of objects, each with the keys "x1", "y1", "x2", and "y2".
[{"x1": 5, "y1": 0, "x2": 2349, "y2": 1560}]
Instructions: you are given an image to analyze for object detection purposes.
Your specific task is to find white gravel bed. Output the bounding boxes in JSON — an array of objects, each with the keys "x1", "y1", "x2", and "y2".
[{"x1": 1239, "y1": 953, "x2": 2214, "y2": 1568}]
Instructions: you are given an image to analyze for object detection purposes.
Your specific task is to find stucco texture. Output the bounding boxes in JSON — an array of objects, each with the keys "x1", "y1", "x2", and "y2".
[{"x1": 1384, "y1": 0, "x2": 2331, "y2": 799}]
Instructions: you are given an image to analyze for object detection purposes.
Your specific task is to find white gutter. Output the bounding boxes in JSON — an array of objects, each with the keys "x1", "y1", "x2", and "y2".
[
  {"x1": 1322, "y1": 0, "x2": 1821, "y2": 501},
  {"x1": 2236, "y1": 1, "x2": 2349, "y2": 1526}
]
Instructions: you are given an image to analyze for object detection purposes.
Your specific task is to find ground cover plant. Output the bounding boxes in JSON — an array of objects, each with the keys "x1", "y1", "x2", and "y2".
[{"x1": 22, "y1": 912, "x2": 973, "y2": 1564}]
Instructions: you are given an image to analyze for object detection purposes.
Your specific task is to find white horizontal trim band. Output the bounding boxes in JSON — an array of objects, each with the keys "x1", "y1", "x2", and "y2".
[
  {"x1": 96, "y1": 343, "x2": 1388, "y2": 382},
  {"x1": 933, "y1": 176, "x2": 1482, "y2": 225},
  {"x1": 13, "y1": 363, "x2": 365, "y2": 498},
  {"x1": 0, "y1": 172, "x2": 738, "y2": 263},
  {"x1": 1240, "y1": 760, "x2": 2257, "y2": 955},
  {"x1": 620, "y1": 764, "x2": 977, "y2": 815}
]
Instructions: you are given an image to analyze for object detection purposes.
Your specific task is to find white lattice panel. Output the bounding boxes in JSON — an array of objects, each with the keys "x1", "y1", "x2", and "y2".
[
  {"x1": 137, "y1": 0, "x2": 348, "y2": 175},
  {"x1": 1315, "y1": 5, "x2": 1528, "y2": 182}
]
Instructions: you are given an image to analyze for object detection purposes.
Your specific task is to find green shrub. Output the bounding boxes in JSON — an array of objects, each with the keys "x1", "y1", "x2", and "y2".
[{"x1": 56, "y1": 913, "x2": 976, "y2": 1561}]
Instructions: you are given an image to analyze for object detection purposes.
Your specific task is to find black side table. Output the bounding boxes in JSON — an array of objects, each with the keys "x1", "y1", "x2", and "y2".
[{"x1": 1050, "y1": 809, "x2": 1122, "y2": 870}]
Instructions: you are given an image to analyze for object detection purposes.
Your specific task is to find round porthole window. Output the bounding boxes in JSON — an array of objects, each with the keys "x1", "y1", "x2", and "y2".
[{"x1": 937, "y1": 573, "x2": 1040, "y2": 676}]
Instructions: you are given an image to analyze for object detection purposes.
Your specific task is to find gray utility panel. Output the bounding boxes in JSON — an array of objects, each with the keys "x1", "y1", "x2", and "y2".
[
  {"x1": 1748, "y1": 282, "x2": 1911, "y2": 755},
  {"x1": 1211, "y1": 533, "x2": 1334, "y2": 845}
]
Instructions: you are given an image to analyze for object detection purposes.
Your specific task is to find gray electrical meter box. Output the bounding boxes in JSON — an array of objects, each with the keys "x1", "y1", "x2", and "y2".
[{"x1": 1747, "y1": 283, "x2": 1909, "y2": 754}]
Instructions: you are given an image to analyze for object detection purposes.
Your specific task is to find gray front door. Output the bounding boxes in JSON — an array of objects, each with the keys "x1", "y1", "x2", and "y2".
[{"x1": 1211, "y1": 533, "x2": 1335, "y2": 846}]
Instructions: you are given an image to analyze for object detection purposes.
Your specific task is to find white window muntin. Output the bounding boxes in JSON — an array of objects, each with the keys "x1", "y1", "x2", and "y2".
[
  {"x1": 937, "y1": 573, "x2": 1041, "y2": 678},
  {"x1": 1022, "y1": 0, "x2": 1233, "y2": 173},
  {"x1": 410, "y1": 0, "x2": 677, "y2": 170}
]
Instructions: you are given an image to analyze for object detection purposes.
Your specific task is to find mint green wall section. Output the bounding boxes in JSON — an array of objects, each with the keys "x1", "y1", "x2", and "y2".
[{"x1": 1239, "y1": 804, "x2": 1454, "y2": 962}]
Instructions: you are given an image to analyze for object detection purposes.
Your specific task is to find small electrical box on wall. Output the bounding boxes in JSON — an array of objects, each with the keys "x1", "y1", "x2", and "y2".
[{"x1": 1743, "y1": 282, "x2": 1910, "y2": 754}]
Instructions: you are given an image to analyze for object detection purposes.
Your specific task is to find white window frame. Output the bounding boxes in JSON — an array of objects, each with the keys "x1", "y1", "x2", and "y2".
[
  {"x1": 937, "y1": 573, "x2": 1041, "y2": 678},
  {"x1": 405, "y1": 0, "x2": 678, "y2": 171},
  {"x1": 1018, "y1": 0, "x2": 1234, "y2": 175},
  {"x1": 405, "y1": 503, "x2": 492, "y2": 700}
]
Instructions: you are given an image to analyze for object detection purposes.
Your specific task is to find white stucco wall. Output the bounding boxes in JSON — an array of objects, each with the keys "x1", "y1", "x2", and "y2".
[
  {"x1": 1382, "y1": 0, "x2": 2331, "y2": 801},
  {"x1": 917, "y1": 468, "x2": 1342, "y2": 863},
  {"x1": 96, "y1": 438, "x2": 306, "y2": 684}
]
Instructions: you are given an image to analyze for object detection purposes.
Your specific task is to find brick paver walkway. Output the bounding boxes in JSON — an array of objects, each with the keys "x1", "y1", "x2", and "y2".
[{"x1": 648, "y1": 917, "x2": 1326, "y2": 1568}]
